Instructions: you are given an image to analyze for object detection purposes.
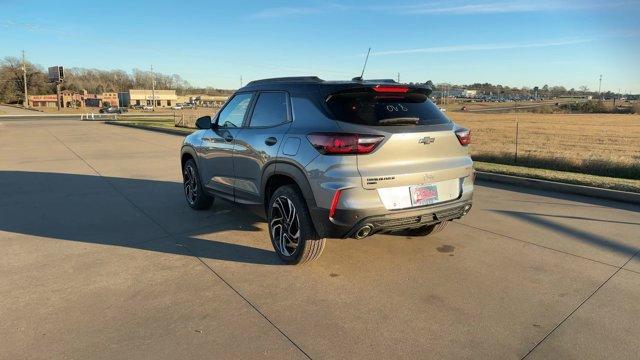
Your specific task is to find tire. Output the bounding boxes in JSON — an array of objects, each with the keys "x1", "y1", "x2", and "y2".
[
  {"x1": 268, "y1": 185, "x2": 325, "y2": 265},
  {"x1": 406, "y1": 221, "x2": 449, "y2": 237},
  {"x1": 183, "y1": 159, "x2": 214, "y2": 210}
]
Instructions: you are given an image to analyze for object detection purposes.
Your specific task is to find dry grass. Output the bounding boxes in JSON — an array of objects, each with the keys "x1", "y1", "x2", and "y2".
[
  {"x1": 449, "y1": 112, "x2": 640, "y2": 179},
  {"x1": 475, "y1": 161, "x2": 640, "y2": 193},
  {"x1": 173, "y1": 107, "x2": 221, "y2": 128}
]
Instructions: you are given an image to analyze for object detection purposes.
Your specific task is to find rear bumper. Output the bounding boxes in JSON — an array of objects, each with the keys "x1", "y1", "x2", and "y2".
[{"x1": 309, "y1": 198, "x2": 473, "y2": 239}]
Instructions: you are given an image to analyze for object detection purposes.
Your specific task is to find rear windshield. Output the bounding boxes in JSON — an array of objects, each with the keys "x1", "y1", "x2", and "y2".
[{"x1": 326, "y1": 92, "x2": 450, "y2": 126}]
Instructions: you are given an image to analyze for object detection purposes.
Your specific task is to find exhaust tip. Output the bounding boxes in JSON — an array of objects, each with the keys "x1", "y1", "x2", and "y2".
[
  {"x1": 462, "y1": 204, "x2": 472, "y2": 215},
  {"x1": 354, "y1": 225, "x2": 373, "y2": 239}
]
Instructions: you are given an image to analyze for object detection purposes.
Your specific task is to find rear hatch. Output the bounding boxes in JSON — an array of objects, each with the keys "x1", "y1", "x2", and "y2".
[{"x1": 326, "y1": 84, "x2": 472, "y2": 209}]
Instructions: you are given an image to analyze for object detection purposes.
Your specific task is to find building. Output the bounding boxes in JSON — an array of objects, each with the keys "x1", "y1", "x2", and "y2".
[
  {"x1": 100, "y1": 92, "x2": 119, "y2": 107},
  {"x1": 178, "y1": 94, "x2": 229, "y2": 108},
  {"x1": 462, "y1": 89, "x2": 477, "y2": 98},
  {"x1": 28, "y1": 94, "x2": 59, "y2": 108},
  {"x1": 119, "y1": 89, "x2": 177, "y2": 108},
  {"x1": 29, "y1": 90, "x2": 120, "y2": 108}
]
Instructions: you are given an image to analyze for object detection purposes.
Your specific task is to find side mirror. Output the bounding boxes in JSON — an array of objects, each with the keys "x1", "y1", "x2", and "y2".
[{"x1": 195, "y1": 116, "x2": 211, "y2": 129}]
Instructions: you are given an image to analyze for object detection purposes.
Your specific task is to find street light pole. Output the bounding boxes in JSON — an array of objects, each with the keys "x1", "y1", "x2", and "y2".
[
  {"x1": 150, "y1": 65, "x2": 156, "y2": 109},
  {"x1": 22, "y1": 50, "x2": 28, "y2": 108},
  {"x1": 598, "y1": 74, "x2": 602, "y2": 100}
]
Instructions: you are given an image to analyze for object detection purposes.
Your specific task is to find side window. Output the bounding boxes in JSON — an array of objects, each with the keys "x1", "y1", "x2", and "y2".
[
  {"x1": 217, "y1": 93, "x2": 253, "y2": 128},
  {"x1": 248, "y1": 92, "x2": 288, "y2": 128}
]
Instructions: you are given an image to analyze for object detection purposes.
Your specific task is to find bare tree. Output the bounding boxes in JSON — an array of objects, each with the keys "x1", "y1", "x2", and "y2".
[{"x1": 0, "y1": 57, "x2": 53, "y2": 103}]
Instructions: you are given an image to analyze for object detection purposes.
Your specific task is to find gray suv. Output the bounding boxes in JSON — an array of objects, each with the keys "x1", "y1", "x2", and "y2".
[{"x1": 181, "y1": 77, "x2": 474, "y2": 264}]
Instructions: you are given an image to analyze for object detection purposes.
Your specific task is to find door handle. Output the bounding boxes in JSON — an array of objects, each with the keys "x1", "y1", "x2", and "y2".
[
  {"x1": 224, "y1": 134, "x2": 234, "y2": 142},
  {"x1": 265, "y1": 137, "x2": 278, "y2": 146}
]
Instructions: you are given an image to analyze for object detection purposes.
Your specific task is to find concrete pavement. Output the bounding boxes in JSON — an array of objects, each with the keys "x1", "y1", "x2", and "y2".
[{"x1": 1, "y1": 118, "x2": 639, "y2": 359}]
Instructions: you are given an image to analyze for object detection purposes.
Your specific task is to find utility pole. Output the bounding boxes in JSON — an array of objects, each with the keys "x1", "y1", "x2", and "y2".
[
  {"x1": 22, "y1": 50, "x2": 28, "y2": 108},
  {"x1": 150, "y1": 65, "x2": 156, "y2": 109},
  {"x1": 397, "y1": 72, "x2": 400, "y2": 83},
  {"x1": 240, "y1": 75, "x2": 243, "y2": 87},
  {"x1": 598, "y1": 74, "x2": 602, "y2": 100}
]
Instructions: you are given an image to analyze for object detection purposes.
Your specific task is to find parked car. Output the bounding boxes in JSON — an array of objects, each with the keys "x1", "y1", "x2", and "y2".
[
  {"x1": 99, "y1": 106, "x2": 126, "y2": 114},
  {"x1": 130, "y1": 104, "x2": 144, "y2": 110},
  {"x1": 182, "y1": 103, "x2": 195, "y2": 109},
  {"x1": 172, "y1": 103, "x2": 183, "y2": 110},
  {"x1": 180, "y1": 77, "x2": 474, "y2": 264},
  {"x1": 142, "y1": 105, "x2": 154, "y2": 111}
]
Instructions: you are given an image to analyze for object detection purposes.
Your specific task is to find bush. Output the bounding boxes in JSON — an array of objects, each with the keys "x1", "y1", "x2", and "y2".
[{"x1": 560, "y1": 100, "x2": 609, "y2": 113}]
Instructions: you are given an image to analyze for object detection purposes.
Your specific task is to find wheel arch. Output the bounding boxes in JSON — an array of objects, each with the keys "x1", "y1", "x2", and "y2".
[
  {"x1": 180, "y1": 145, "x2": 198, "y2": 170},
  {"x1": 261, "y1": 162, "x2": 318, "y2": 212}
]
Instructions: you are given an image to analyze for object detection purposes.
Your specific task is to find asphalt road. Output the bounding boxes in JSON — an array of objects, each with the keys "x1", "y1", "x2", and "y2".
[{"x1": 1, "y1": 118, "x2": 639, "y2": 359}]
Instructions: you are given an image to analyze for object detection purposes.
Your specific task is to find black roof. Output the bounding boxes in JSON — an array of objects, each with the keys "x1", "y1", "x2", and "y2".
[
  {"x1": 241, "y1": 76, "x2": 432, "y2": 96},
  {"x1": 246, "y1": 76, "x2": 323, "y2": 86}
]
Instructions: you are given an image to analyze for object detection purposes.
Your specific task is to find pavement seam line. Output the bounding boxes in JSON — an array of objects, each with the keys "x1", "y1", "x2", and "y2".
[
  {"x1": 46, "y1": 128, "x2": 312, "y2": 359},
  {"x1": 620, "y1": 267, "x2": 640, "y2": 276},
  {"x1": 521, "y1": 246, "x2": 640, "y2": 359},
  {"x1": 453, "y1": 222, "x2": 622, "y2": 270},
  {"x1": 187, "y1": 251, "x2": 313, "y2": 359}
]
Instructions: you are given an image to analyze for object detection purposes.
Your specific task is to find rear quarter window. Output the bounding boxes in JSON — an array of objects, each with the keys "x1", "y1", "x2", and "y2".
[
  {"x1": 249, "y1": 92, "x2": 288, "y2": 127},
  {"x1": 326, "y1": 92, "x2": 450, "y2": 126}
]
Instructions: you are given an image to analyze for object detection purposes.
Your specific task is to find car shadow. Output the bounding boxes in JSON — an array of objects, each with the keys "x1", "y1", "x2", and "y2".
[
  {"x1": 477, "y1": 179, "x2": 640, "y2": 213},
  {"x1": 490, "y1": 209, "x2": 640, "y2": 257},
  {"x1": 0, "y1": 171, "x2": 282, "y2": 265}
]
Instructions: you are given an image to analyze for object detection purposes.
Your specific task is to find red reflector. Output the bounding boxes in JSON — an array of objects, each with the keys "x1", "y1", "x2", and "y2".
[
  {"x1": 307, "y1": 133, "x2": 384, "y2": 155},
  {"x1": 329, "y1": 189, "x2": 342, "y2": 219},
  {"x1": 455, "y1": 128, "x2": 471, "y2": 146},
  {"x1": 372, "y1": 85, "x2": 409, "y2": 93}
]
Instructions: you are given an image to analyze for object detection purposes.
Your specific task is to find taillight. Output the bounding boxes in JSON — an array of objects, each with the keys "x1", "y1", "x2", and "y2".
[
  {"x1": 372, "y1": 85, "x2": 409, "y2": 93},
  {"x1": 329, "y1": 189, "x2": 342, "y2": 219},
  {"x1": 455, "y1": 128, "x2": 471, "y2": 146},
  {"x1": 307, "y1": 133, "x2": 384, "y2": 155}
]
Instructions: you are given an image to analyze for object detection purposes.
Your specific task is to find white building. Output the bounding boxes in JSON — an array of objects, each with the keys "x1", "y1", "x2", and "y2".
[{"x1": 118, "y1": 89, "x2": 177, "y2": 108}]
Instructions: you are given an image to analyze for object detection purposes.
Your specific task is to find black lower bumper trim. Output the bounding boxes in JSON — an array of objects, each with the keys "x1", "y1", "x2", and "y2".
[{"x1": 309, "y1": 201, "x2": 472, "y2": 239}]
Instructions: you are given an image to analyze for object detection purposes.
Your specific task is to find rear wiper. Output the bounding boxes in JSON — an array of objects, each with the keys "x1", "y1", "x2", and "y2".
[{"x1": 378, "y1": 117, "x2": 420, "y2": 125}]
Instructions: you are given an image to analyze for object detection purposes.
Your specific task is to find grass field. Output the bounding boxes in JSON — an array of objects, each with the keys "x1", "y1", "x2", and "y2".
[{"x1": 449, "y1": 112, "x2": 640, "y2": 179}]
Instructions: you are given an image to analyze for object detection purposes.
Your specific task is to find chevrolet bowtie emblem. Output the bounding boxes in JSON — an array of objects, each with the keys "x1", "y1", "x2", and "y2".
[{"x1": 418, "y1": 136, "x2": 435, "y2": 145}]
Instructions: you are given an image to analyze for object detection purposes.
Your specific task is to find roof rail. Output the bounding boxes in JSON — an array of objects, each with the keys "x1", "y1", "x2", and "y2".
[
  {"x1": 246, "y1": 76, "x2": 324, "y2": 86},
  {"x1": 363, "y1": 79, "x2": 398, "y2": 84}
]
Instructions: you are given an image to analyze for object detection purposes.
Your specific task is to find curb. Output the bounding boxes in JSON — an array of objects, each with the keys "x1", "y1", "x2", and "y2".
[
  {"x1": 105, "y1": 121, "x2": 193, "y2": 136},
  {"x1": 476, "y1": 171, "x2": 640, "y2": 205}
]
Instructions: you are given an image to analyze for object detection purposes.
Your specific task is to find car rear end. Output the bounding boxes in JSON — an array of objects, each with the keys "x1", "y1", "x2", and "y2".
[{"x1": 302, "y1": 82, "x2": 474, "y2": 238}]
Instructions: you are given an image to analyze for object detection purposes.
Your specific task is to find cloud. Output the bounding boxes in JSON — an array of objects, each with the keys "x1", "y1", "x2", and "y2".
[
  {"x1": 1, "y1": 20, "x2": 70, "y2": 36},
  {"x1": 368, "y1": 37, "x2": 593, "y2": 56},
  {"x1": 247, "y1": 1, "x2": 638, "y2": 20},
  {"x1": 383, "y1": 0, "x2": 639, "y2": 15},
  {"x1": 248, "y1": 4, "x2": 349, "y2": 19}
]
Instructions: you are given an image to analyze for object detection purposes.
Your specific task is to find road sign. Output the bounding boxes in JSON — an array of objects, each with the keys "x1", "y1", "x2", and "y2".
[{"x1": 48, "y1": 66, "x2": 64, "y2": 83}]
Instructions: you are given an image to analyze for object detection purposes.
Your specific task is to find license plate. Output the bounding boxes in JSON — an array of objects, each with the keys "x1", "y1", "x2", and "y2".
[{"x1": 410, "y1": 184, "x2": 439, "y2": 206}]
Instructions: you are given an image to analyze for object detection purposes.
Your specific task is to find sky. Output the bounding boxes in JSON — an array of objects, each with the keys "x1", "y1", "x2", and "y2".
[{"x1": 1, "y1": 0, "x2": 639, "y2": 92}]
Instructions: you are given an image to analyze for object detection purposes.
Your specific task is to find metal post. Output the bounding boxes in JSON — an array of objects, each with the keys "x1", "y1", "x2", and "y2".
[
  {"x1": 151, "y1": 65, "x2": 155, "y2": 110},
  {"x1": 22, "y1": 51, "x2": 28, "y2": 108},
  {"x1": 56, "y1": 82, "x2": 61, "y2": 111},
  {"x1": 514, "y1": 120, "x2": 519, "y2": 164}
]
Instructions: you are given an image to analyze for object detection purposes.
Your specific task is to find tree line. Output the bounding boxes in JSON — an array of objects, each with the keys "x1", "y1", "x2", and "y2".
[
  {"x1": 0, "y1": 56, "x2": 233, "y2": 104},
  {"x1": 433, "y1": 82, "x2": 578, "y2": 98}
]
